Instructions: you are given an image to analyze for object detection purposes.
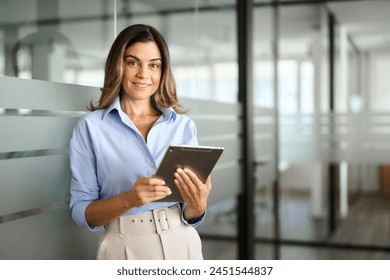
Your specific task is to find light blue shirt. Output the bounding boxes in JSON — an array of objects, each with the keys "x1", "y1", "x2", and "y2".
[{"x1": 69, "y1": 96, "x2": 203, "y2": 230}]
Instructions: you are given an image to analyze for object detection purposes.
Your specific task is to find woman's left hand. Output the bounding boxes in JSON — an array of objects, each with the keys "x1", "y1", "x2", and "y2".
[{"x1": 173, "y1": 168, "x2": 211, "y2": 220}]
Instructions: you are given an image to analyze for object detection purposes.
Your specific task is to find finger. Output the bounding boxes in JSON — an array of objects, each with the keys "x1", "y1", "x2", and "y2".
[
  {"x1": 173, "y1": 170, "x2": 187, "y2": 191},
  {"x1": 147, "y1": 188, "x2": 172, "y2": 200},
  {"x1": 174, "y1": 178, "x2": 193, "y2": 204},
  {"x1": 147, "y1": 177, "x2": 166, "y2": 186},
  {"x1": 183, "y1": 168, "x2": 203, "y2": 185},
  {"x1": 205, "y1": 176, "x2": 212, "y2": 190},
  {"x1": 176, "y1": 168, "x2": 196, "y2": 187},
  {"x1": 134, "y1": 177, "x2": 166, "y2": 190},
  {"x1": 133, "y1": 183, "x2": 171, "y2": 196},
  {"x1": 149, "y1": 185, "x2": 172, "y2": 201},
  {"x1": 174, "y1": 169, "x2": 201, "y2": 203},
  {"x1": 145, "y1": 185, "x2": 172, "y2": 196},
  {"x1": 133, "y1": 187, "x2": 172, "y2": 204},
  {"x1": 131, "y1": 189, "x2": 172, "y2": 207},
  {"x1": 174, "y1": 168, "x2": 197, "y2": 191}
]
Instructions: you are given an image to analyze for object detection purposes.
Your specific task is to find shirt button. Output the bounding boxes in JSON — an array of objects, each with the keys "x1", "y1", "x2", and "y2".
[{"x1": 149, "y1": 162, "x2": 155, "y2": 167}]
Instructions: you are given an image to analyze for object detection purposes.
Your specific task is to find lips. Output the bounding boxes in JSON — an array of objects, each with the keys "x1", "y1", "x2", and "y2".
[{"x1": 132, "y1": 82, "x2": 151, "y2": 89}]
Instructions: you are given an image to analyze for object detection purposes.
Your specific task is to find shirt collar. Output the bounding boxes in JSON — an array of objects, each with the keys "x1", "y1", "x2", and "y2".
[
  {"x1": 102, "y1": 95, "x2": 121, "y2": 120},
  {"x1": 102, "y1": 95, "x2": 177, "y2": 122},
  {"x1": 159, "y1": 106, "x2": 177, "y2": 122}
]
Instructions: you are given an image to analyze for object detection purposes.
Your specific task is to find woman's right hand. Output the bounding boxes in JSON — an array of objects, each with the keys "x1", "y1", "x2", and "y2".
[
  {"x1": 85, "y1": 177, "x2": 170, "y2": 227},
  {"x1": 126, "y1": 177, "x2": 172, "y2": 207}
]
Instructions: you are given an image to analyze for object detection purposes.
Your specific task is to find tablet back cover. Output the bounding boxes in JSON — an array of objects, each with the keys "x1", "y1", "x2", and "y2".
[{"x1": 155, "y1": 145, "x2": 224, "y2": 202}]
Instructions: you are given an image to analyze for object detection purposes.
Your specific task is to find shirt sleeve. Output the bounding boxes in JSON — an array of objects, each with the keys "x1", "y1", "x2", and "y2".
[
  {"x1": 69, "y1": 117, "x2": 100, "y2": 231},
  {"x1": 188, "y1": 119, "x2": 199, "y2": 146},
  {"x1": 179, "y1": 202, "x2": 206, "y2": 228}
]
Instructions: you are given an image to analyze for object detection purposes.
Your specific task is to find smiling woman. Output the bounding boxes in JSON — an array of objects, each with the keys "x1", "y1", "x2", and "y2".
[
  {"x1": 120, "y1": 41, "x2": 164, "y2": 140},
  {"x1": 88, "y1": 24, "x2": 184, "y2": 114},
  {"x1": 69, "y1": 24, "x2": 212, "y2": 260},
  {"x1": 121, "y1": 42, "x2": 162, "y2": 104}
]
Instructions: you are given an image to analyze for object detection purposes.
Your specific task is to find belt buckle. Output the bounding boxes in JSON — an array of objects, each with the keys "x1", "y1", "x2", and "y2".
[{"x1": 153, "y1": 208, "x2": 169, "y2": 233}]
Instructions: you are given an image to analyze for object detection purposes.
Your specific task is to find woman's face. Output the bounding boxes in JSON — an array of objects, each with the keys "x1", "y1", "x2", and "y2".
[{"x1": 121, "y1": 41, "x2": 162, "y2": 102}]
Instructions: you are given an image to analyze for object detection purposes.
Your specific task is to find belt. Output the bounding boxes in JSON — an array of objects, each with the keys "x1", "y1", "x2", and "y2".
[{"x1": 106, "y1": 204, "x2": 183, "y2": 234}]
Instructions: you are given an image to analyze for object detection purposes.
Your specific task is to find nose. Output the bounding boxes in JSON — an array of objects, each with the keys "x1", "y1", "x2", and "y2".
[{"x1": 136, "y1": 65, "x2": 149, "y2": 79}]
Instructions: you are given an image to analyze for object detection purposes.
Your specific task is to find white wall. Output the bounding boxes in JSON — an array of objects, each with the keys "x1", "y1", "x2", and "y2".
[{"x1": 369, "y1": 51, "x2": 390, "y2": 112}]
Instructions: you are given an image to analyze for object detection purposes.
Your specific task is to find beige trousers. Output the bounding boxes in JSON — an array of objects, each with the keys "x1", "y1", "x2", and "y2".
[{"x1": 96, "y1": 204, "x2": 203, "y2": 260}]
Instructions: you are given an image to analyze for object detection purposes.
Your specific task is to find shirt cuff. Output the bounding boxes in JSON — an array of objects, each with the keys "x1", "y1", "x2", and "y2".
[
  {"x1": 180, "y1": 202, "x2": 206, "y2": 227},
  {"x1": 71, "y1": 200, "x2": 100, "y2": 231}
]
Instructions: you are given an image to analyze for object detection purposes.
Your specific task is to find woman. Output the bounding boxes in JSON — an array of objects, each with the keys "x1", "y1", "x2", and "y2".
[{"x1": 69, "y1": 24, "x2": 211, "y2": 260}]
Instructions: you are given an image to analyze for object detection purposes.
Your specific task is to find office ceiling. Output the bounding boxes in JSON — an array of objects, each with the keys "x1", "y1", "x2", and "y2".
[
  {"x1": 327, "y1": 0, "x2": 390, "y2": 52},
  {"x1": 0, "y1": 0, "x2": 389, "y2": 55}
]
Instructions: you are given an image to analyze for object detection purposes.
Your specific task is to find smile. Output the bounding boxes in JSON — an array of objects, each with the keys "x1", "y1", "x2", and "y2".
[{"x1": 132, "y1": 82, "x2": 151, "y2": 89}]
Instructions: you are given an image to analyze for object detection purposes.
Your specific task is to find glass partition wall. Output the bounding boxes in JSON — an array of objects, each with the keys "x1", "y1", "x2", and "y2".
[
  {"x1": 252, "y1": 0, "x2": 390, "y2": 259},
  {"x1": 0, "y1": 0, "x2": 116, "y2": 87},
  {"x1": 252, "y1": 1, "x2": 277, "y2": 259}
]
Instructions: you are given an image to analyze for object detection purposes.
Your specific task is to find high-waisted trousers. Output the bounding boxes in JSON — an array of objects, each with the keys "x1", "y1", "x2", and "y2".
[{"x1": 96, "y1": 204, "x2": 203, "y2": 260}]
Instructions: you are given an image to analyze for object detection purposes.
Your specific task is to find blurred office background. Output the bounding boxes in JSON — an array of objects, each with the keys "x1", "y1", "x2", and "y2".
[{"x1": 1, "y1": 0, "x2": 390, "y2": 260}]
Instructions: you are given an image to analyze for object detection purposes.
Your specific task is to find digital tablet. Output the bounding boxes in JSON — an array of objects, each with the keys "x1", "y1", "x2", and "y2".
[{"x1": 154, "y1": 144, "x2": 224, "y2": 202}]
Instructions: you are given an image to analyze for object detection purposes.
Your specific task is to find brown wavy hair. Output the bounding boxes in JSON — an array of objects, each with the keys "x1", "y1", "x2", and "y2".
[{"x1": 89, "y1": 24, "x2": 185, "y2": 113}]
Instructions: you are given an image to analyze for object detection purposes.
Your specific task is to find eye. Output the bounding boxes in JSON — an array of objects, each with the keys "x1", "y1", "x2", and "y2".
[
  {"x1": 149, "y1": 63, "x2": 160, "y2": 70},
  {"x1": 126, "y1": 60, "x2": 139, "y2": 67}
]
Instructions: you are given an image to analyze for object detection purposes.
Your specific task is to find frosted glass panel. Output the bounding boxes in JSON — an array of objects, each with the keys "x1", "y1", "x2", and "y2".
[
  {"x1": 0, "y1": 155, "x2": 70, "y2": 216},
  {"x1": 0, "y1": 76, "x2": 98, "y2": 111},
  {"x1": 0, "y1": 208, "x2": 101, "y2": 260},
  {"x1": 0, "y1": 116, "x2": 79, "y2": 152},
  {"x1": 0, "y1": 0, "x2": 115, "y2": 87},
  {"x1": 280, "y1": 113, "x2": 390, "y2": 164}
]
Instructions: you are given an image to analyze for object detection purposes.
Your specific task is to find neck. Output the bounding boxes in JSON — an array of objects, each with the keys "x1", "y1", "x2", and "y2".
[{"x1": 120, "y1": 96, "x2": 159, "y2": 118}]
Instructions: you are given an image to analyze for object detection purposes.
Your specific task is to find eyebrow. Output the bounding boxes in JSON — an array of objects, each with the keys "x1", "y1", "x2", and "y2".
[{"x1": 124, "y1": 54, "x2": 162, "y2": 62}]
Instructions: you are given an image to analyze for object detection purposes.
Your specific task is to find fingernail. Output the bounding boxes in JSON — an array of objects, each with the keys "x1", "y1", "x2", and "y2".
[
  {"x1": 176, "y1": 168, "x2": 182, "y2": 173},
  {"x1": 167, "y1": 188, "x2": 172, "y2": 195},
  {"x1": 161, "y1": 181, "x2": 166, "y2": 185}
]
